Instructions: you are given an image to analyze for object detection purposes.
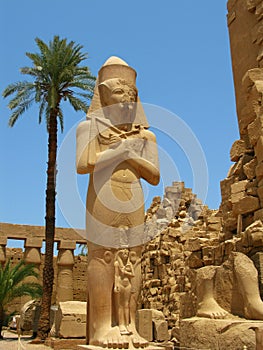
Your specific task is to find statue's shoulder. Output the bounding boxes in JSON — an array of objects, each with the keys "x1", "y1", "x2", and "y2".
[
  {"x1": 76, "y1": 119, "x2": 92, "y2": 131},
  {"x1": 141, "y1": 128, "x2": 157, "y2": 142}
]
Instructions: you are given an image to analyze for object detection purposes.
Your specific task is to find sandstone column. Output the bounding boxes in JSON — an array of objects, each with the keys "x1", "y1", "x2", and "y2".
[
  {"x1": 56, "y1": 241, "x2": 75, "y2": 303},
  {"x1": 0, "y1": 237, "x2": 7, "y2": 267},
  {"x1": 24, "y1": 238, "x2": 42, "y2": 278}
]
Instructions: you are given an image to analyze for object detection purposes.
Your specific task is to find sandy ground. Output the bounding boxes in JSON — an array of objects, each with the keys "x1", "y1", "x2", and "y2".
[{"x1": 0, "y1": 330, "x2": 52, "y2": 350}]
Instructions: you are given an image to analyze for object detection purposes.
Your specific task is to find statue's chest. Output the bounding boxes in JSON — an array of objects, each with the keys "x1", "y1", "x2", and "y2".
[{"x1": 98, "y1": 127, "x2": 142, "y2": 150}]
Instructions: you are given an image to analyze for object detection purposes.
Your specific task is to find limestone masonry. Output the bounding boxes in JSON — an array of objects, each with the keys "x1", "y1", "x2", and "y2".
[{"x1": 2, "y1": 1, "x2": 263, "y2": 349}]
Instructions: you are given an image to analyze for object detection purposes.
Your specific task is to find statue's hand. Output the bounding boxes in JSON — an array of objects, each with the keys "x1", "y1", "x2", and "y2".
[
  {"x1": 127, "y1": 138, "x2": 145, "y2": 156},
  {"x1": 109, "y1": 139, "x2": 130, "y2": 155},
  {"x1": 109, "y1": 134, "x2": 122, "y2": 145}
]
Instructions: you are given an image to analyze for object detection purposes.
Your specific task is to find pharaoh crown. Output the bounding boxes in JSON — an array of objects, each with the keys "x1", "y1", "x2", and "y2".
[{"x1": 98, "y1": 56, "x2": 137, "y2": 85}]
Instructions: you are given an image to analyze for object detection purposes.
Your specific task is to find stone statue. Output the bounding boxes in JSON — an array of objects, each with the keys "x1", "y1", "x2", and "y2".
[
  {"x1": 195, "y1": 252, "x2": 263, "y2": 320},
  {"x1": 114, "y1": 249, "x2": 135, "y2": 336},
  {"x1": 76, "y1": 56, "x2": 160, "y2": 349}
]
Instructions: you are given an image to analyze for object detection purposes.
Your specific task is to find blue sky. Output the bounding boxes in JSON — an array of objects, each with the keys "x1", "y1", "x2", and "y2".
[{"x1": 0, "y1": 1, "x2": 238, "y2": 233}]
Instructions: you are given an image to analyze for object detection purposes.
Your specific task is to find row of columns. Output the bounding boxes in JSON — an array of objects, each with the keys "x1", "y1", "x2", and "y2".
[{"x1": 0, "y1": 238, "x2": 78, "y2": 304}]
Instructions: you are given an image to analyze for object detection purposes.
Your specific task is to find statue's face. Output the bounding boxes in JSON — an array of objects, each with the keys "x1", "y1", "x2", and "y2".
[{"x1": 99, "y1": 79, "x2": 137, "y2": 109}]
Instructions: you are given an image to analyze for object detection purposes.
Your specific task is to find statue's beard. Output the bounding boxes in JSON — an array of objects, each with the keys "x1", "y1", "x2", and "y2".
[{"x1": 104, "y1": 102, "x2": 137, "y2": 124}]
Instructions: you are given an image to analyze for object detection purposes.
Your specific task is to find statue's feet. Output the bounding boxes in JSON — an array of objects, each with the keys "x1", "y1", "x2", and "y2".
[
  {"x1": 244, "y1": 299, "x2": 263, "y2": 320},
  {"x1": 119, "y1": 325, "x2": 132, "y2": 335},
  {"x1": 197, "y1": 298, "x2": 229, "y2": 319},
  {"x1": 90, "y1": 327, "x2": 129, "y2": 349},
  {"x1": 129, "y1": 325, "x2": 148, "y2": 348},
  {"x1": 131, "y1": 334, "x2": 148, "y2": 349}
]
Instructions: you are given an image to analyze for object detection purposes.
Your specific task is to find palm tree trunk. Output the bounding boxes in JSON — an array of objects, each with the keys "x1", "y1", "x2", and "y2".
[{"x1": 37, "y1": 109, "x2": 58, "y2": 340}]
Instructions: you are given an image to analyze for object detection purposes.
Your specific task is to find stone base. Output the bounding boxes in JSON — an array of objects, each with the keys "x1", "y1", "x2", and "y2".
[
  {"x1": 46, "y1": 337, "x2": 86, "y2": 350},
  {"x1": 77, "y1": 347, "x2": 163, "y2": 350},
  {"x1": 180, "y1": 317, "x2": 263, "y2": 350}
]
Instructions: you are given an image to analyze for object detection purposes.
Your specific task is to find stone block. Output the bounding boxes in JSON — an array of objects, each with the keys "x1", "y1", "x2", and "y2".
[
  {"x1": 255, "y1": 136, "x2": 263, "y2": 163},
  {"x1": 231, "y1": 191, "x2": 246, "y2": 204},
  {"x1": 180, "y1": 318, "x2": 262, "y2": 350},
  {"x1": 254, "y1": 208, "x2": 263, "y2": 221},
  {"x1": 232, "y1": 196, "x2": 260, "y2": 215},
  {"x1": 243, "y1": 158, "x2": 257, "y2": 179},
  {"x1": 256, "y1": 162, "x2": 263, "y2": 179},
  {"x1": 248, "y1": 115, "x2": 263, "y2": 146},
  {"x1": 202, "y1": 246, "x2": 214, "y2": 265},
  {"x1": 137, "y1": 309, "x2": 169, "y2": 343},
  {"x1": 186, "y1": 251, "x2": 203, "y2": 268},
  {"x1": 242, "y1": 69, "x2": 263, "y2": 87},
  {"x1": 20, "y1": 299, "x2": 41, "y2": 332},
  {"x1": 258, "y1": 186, "x2": 263, "y2": 205},
  {"x1": 251, "y1": 231, "x2": 263, "y2": 247},
  {"x1": 136, "y1": 309, "x2": 153, "y2": 341},
  {"x1": 239, "y1": 104, "x2": 257, "y2": 134},
  {"x1": 184, "y1": 238, "x2": 202, "y2": 252},
  {"x1": 58, "y1": 240, "x2": 77, "y2": 250},
  {"x1": 54, "y1": 301, "x2": 86, "y2": 338},
  {"x1": 231, "y1": 180, "x2": 249, "y2": 194},
  {"x1": 230, "y1": 140, "x2": 246, "y2": 161},
  {"x1": 24, "y1": 238, "x2": 43, "y2": 248},
  {"x1": 153, "y1": 320, "x2": 170, "y2": 342},
  {"x1": 220, "y1": 177, "x2": 235, "y2": 200},
  {"x1": 214, "y1": 243, "x2": 224, "y2": 265},
  {"x1": 151, "y1": 310, "x2": 170, "y2": 342},
  {"x1": 0, "y1": 237, "x2": 7, "y2": 245},
  {"x1": 244, "y1": 220, "x2": 263, "y2": 247}
]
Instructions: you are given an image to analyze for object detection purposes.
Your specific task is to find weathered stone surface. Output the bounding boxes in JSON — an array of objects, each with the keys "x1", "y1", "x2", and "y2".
[
  {"x1": 256, "y1": 162, "x2": 263, "y2": 179},
  {"x1": 186, "y1": 251, "x2": 203, "y2": 268},
  {"x1": 254, "y1": 208, "x2": 263, "y2": 221},
  {"x1": 54, "y1": 301, "x2": 87, "y2": 338},
  {"x1": 244, "y1": 158, "x2": 257, "y2": 179},
  {"x1": 20, "y1": 299, "x2": 41, "y2": 332},
  {"x1": 248, "y1": 115, "x2": 263, "y2": 146},
  {"x1": 136, "y1": 309, "x2": 153, "y2": 341},
  {"x1": 258, "y1": 185, "x2": 263, "y2": 205},
  {"x1": 255, "y1": 136, "x2": 263, "y2": 163},
  {"x1": 231, "y1": 190, "x2": 246, "y2": 204},
  {"x1": 230, "y1": 140, "x2": 247, "y2": 161},
  {"x1": 151, "y1": 310, "x2": 170, "y2": 342},
  {"x1": 184, "y1": 238, "x2": 202, "y2": 252},
  {"x1": 180, "y1": 318, "x2": 262, "y2": 350},
  {"x1": 77, "y1": 346, "x2": 163, "y2": 350},
  {"x1": 232, "y1": 195, "x2": 260, "y2": 215},
  {"x1": 242, "y1": 220, "x2": 263, "y2": 247}
]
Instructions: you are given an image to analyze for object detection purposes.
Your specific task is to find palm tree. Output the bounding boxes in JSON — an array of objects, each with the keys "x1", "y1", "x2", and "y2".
[
  {"x1": 2, "y1": 36, "x2": 95, "y2": 340},
  {"x1": 0, "y1": 259, "x2": 42, "y2": 339}
]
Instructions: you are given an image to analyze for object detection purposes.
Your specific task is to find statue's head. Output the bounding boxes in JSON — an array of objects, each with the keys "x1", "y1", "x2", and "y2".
[
  {"x1": 98, "y1": 78, "x2": 137, "y2": 108},
  {"x1": 98, "y1": 57, "x2": 138, "y2": 123},
  {"x1": 87, "y1": 56, "x2": 149, "y2": 128}
]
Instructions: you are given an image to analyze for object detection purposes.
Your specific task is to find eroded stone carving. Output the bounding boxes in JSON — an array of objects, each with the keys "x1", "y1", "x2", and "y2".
[
  {"x1": 76, "y1": 56, "x2": 160, "y2": 349},
  {"x1": 195, "y1": 251, "x2": 263, "y2": 320}
]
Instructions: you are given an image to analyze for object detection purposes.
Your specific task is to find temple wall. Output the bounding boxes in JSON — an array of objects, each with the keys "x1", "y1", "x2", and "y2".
[
  {"x1": 219, "y1": 0, "x2": 263, "y2": 238},
  {"x1": 0, "y1": 223, "x2": 88, "y2": 316}
]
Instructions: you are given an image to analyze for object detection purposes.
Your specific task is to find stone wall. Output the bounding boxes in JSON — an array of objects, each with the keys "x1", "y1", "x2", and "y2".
[
  {"x1": 219, "y1": 0, "x2": 263, "y2": 238},
  {"x1": 141, "y1": 182, "x2": 223, "y2": 332},
  {"x1": 0, "y1": 225, "x2": 88, "y2": 316}
]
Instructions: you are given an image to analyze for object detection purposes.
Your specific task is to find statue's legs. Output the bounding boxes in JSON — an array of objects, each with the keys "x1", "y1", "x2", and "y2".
[
  {"x1": 87, "y1": 250, "x2": 114, "y2": 345},
  {"x1": 118, "y1": 283, "x2": 132, "y2": 335},
  {"x1": 233, "y1": 252, "x2": 263, "y2": 320},
  {"x1": 196, "y1": 266, "x2": 229, "y2": 319},
  {"x1": 129, "y1": 245, "x2": 149, "y2": 348}
]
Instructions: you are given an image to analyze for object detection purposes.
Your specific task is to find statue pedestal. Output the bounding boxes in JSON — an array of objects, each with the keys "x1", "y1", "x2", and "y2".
[
  {"x1": 180, "y1": 317, "x2": 263, "y2": 350},
  {"x1": 77, "y1": 345, "x2": 164, "y2": 350}
]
